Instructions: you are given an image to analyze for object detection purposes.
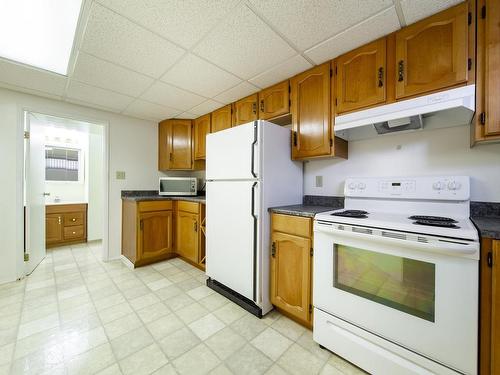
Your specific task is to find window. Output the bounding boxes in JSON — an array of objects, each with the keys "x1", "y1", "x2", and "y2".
[
  {"x1": 45, "y1": 146, "x2": 82, "y2": 182},
  {"x1": 334, "y1": 245, "x2": 435, "y2": 322}
]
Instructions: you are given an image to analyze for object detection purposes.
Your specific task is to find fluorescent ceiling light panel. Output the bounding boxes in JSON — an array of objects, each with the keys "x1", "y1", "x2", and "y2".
[{"x1": 0, "y1": 0, "x2": 82, "y2": 75}]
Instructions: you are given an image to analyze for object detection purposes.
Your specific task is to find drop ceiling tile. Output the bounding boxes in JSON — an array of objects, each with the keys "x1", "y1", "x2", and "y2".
[
  {"x1": 175, "y1": 112, "x2": 198, "y2": 120},
  {"x1": 66, "y1": 80, "x2": 134, "y2": 112},
  {"x1": 72, "y1": 52, "x2": 154, "y2": 97},
  {"x1": 248, "y1": 0, "x2": 393, "y2": 51},
  {"x1": 399, "y1": 0, "x2": 463, "y2": 25},
  {"x1": 194, "y1": 5, "x2": 296, "y2": 80},
  {"x1": 161, "y1": 54, "x2": 241, "y2": 97},
  {"x1": 96, "y1": 0, "x2": 240, "y2": 49},
  {"x1": 123, "y1": 99, "x2": 181, "y2": 121},
  {"x1": 141, "y1": 81, "x2": 206, "y2": 111},
  {"x1": 0, "y1": 59, "x2": 67, "y2": 96},
  {"x1": 305, "y1": 7, "x2": 400, "y2": 64},
  {"x1": 189, "y1": 100, "x2": 224, "y2": 116},
  {"x1": 81, "y1": 3, "x2": 185, "y2": 78},
  {"x1": 213, "y1": 82, "x2": 259, "y2": 104},
  {"x1": 248, "y1": 55, "x2": 312, "y2": 88}
]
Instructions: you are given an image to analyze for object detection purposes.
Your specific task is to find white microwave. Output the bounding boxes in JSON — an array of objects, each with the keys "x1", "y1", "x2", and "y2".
[{"x1": 159, "y1": 177, "x2": 197, "y2": 196}]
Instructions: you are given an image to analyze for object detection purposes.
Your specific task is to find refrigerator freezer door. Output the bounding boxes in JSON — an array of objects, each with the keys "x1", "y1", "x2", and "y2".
[
  {"x1": 206, "y1": 180, "x2": 260, "y2": 302},
  {"x1": 206, "y1": 121, "x2": 260, "y2": 180}
]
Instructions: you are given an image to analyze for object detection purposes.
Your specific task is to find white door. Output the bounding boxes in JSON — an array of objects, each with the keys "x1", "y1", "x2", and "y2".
[
  {"x1": 206, "y1": 121, "x2": 260, "y2": 180},
  {"x1": 25, "y1": 114, "x2": 47, "y2": 274},
  {"x1": 206, "y1": 180, "x2": 260, "y2": 301}
]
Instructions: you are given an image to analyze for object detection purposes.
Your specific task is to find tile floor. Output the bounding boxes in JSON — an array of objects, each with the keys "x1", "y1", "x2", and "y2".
[{"x1": 0, "y1": 242, "x2": 366, "y2": 375}]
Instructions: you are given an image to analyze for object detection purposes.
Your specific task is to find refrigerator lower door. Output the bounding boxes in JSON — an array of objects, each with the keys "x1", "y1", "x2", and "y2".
[
  {"x1": 206, "y1": 121, "x2": 260, "y2": 180},
  {"x1": 206, "y1": 180, "x2": 260, "y2": 302}
]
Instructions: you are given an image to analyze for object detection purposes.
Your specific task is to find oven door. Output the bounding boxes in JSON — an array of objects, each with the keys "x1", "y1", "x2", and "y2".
[{"x1": 313, "y1": 222, "x2": 478, "y2": 375}]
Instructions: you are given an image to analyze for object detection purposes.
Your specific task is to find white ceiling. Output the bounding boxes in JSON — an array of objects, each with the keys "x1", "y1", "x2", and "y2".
[{"x1": 0, "y1": 0, "x2": 462, "y2": 122}]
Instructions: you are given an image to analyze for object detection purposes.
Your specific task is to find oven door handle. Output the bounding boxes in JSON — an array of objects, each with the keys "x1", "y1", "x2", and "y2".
[{"x1": 315, "y1": 224, "x2": 479, "y2": 259}]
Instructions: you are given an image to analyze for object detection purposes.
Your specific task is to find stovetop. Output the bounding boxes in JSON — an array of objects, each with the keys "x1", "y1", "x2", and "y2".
[{"x1": 316, "y1": 209, "x2": 478, "y2": 241}]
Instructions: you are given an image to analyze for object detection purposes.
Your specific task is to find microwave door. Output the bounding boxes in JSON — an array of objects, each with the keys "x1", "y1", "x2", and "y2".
[{"x1": 159, "y1": 178, "x2": 197, "y2": 195}]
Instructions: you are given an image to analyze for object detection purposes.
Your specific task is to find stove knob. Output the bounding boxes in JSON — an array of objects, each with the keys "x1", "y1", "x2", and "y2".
[
  {"x1": 358, "y1": 182, "x2": 366, "y2": 190},
  {"x1": 432, "y1": 181, "x2": 444, "y2": 190},
  {"x1": 348, "y1": 182, "x2": 357, "y2": 190},
  {"x1": 448, "y1": 181, "x2": 461, "y2": 190}
]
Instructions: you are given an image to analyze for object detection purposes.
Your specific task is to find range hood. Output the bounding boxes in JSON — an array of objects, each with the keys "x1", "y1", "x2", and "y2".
[{"x1": 334, "y1": 85, "x2": 475, "y2": 141}]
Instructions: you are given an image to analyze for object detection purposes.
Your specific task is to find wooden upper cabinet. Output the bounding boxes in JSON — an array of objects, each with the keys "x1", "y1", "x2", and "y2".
[
  {"x1": 211, "y1": 105, "x2": 233, "y2": 133},
  {"x1": 158, "y1": 119, "x2": 193, "y2": 170},
  {"x1": 291, "y1": 63, "x2": 347, "y2": 160},
  {"x1": 233, "y1": 94, "x2": 258, "y2": 126},
  {"x1": 395, "y1": 2, "x2": 468, "y2": 99},
  {"x1": 336, "y1": 38, "x2": 387, "y2": 114},
  {"x1": 194, "y1": 114, "x2": 211, "y2": 160},
  {"x1": 259, "y1": 80, "x2": 290, "y2": 120},
  {"x1": 138, "y1": 211, "x2": 173, "y2": 262}
]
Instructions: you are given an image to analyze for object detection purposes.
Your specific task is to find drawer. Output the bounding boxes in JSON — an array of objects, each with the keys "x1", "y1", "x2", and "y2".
[
  {"x1": 178, "y1": 201, "x2": 199, "y2": 214},
  {"x1": 64, "y1": 212, "x2": 84, "y2": 226},
  {"x1": 138, "y1": 200, "x2": 173, "y2": 212},
  {"x1": 63, "y1": 225, "x2": 84, "y2": 240},
  {"x1": 271, "y1": 213, "x2": 311, "y2": 238}
]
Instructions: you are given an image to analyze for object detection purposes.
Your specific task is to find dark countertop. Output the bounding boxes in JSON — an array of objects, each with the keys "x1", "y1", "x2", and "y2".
[
  {"x1": 269, "y1": 204, "x2": 336, "y2": 218},
  {"x1": 121, "y1": 190, "x2": 206, "y2": 204},
  {"x1": 471, "y1": 216, "x2": 500, "y2": 240}
]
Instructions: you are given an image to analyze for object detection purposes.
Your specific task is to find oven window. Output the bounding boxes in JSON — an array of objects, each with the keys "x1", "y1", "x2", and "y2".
[{"x1": 335, "y1": 245, "x2": 435, "y2": 322}]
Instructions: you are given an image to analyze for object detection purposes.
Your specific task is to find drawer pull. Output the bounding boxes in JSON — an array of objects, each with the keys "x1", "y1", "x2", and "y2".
[
  {"x1": 72, "y1": 218, "x2": 76, "y2": 222},
  {"x1": 72, "y1": 231, "x2": 76, "y2": 235}
]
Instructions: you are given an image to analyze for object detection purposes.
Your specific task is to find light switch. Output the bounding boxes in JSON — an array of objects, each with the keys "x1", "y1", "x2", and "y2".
[
  {"x1": 315, "y1": 175, "x2": 323, "y2": 188},
  {"x1": 116, "y1": 171, "x2": 126, "y2": 180}
]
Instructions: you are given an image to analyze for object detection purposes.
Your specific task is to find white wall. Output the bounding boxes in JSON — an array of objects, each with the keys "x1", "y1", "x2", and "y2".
[
  {"x1": 305, "y1": 125, "x2": 500, "y2": 202},
  {"x1": 0, "y1": 87, "x2": 161, "y2": 284},
  {"x1": 88, "y1": 128, "x2": 104, "y2": 241}
]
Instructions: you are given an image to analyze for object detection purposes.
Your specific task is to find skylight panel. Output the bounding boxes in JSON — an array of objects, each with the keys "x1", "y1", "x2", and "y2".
[{"x1": 0, "y1": 0, "x2": 82, "y2": 75}]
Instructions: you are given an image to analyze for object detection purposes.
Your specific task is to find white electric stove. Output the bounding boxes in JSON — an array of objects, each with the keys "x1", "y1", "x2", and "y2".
[{"x1": 313, "y1": 176, "x2": 479, "y2": 375}]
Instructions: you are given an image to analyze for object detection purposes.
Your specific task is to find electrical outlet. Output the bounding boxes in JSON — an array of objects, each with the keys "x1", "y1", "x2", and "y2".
[
  {"x1": 315, "y1": 175, "x2": 323, "y2": 188},
  {"x1": 116, "y1": 171, "x2": 126, "y2": 180}
]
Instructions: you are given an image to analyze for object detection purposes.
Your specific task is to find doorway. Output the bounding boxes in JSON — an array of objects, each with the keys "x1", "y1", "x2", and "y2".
[{"x1": 23, "y1": 111, "x2": 108, "y2": 275}]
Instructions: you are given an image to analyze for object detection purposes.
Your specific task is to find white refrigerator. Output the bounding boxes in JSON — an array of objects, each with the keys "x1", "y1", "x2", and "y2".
[{"x1": 206, "y1": 120, "x2": 303, "y2": 317}]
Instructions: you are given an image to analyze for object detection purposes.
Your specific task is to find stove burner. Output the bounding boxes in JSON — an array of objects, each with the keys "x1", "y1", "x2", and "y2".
[
  {"x1": 413, "y1": 219, "x2": 460, "y2": 228},
  {"x1": 331, "y1": 210, "x2": 368, "y2": 218},
  {"x1": 408, "y1": 215, "x2": 458, "y2": 223}
]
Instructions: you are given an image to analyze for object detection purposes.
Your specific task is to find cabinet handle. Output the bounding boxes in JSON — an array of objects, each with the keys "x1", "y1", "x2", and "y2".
[
  {"x1": 72, "y1": 231, "x2": 76, "y2": 235},
  {"x1": 71, "y1": 218, "x2": 76, "y2": 222},
  {"x1": 378, "y1": 67, "x2": 384, "y2": 87},
  {"x1": 169, "y1": 152, "x2": 173, "y2": 162},
  {"x1": 293, "y1": 131, "x2": 298, "y2": 147},
  {"x1": 271, "y1": 242, "x2": 276, "y2": 257},
  {"x1": 252, "y1": 102, "x2": 257, "y2": 114},
  {"x1": 194, "y1": 222, "x2": 198, "y2": 232},
  {"x1": 398, "y1": 60, "x2": 404, "y2": 82},
  {"x1": 58, "y1": 216, "x2": 61, "y2": 225},
  {"x1": 260, "y1": 100, "x2": 264, "y2": 113}
]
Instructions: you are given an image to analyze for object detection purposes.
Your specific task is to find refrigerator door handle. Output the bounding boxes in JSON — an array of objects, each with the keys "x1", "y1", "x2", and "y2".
[
  {"x1": 251, "y1": 121, "x2": 258, "y2": 178},
  {"x1": 251, "y1": 181, "x2": 258, "y2": 302}
]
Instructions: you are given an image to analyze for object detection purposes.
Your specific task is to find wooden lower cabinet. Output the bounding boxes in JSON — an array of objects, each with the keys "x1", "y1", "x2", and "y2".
[
  {"x1": 480, "y1": 238, "x2": 500, "y2": 374},
  {"x1": 46, "y1": 204, "x2": 87, "y2": 248},
  {"x1": 122, "y1": 199, "x2": 205, "y2": 269},
  {"x1": 270, "y1": 213, "x2": 313, "y2": 327}
]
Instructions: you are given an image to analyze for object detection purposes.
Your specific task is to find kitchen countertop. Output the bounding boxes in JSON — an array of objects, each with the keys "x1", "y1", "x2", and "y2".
[
  {"x1": 471, "y1": 216, "x2": 500, "y2": 240},
  {"x1": 121, "y1": 190, "x2": 206, "y2": 204},
  {"x1": 46, "y1": 202, "x2": 88, "y2": 206},
  {"x1": 269, "y1": 204, "x2": 335, "y2": 218}
]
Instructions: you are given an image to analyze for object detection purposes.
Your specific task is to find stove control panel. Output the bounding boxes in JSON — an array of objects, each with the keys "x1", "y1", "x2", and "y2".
[{"x1": 344, "y1": 176, "x2": 470, "y2": 200}]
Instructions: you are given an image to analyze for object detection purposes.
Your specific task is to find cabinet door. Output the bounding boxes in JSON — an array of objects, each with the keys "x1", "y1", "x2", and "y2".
[
  {"x1": 233, "y1": 94, "x2": 258, "y2": 126},
  {"x1": 259, "y1": 80, "x2": 290, "y2": 120},
  {"x1": 270, "y1": 232, "x2": 311, "y2": 323},
  {"x1": 483, "y1": 0, "x2": 500, "y2": 136},
  {"x1": 170, "y1": 119, "x2": 193, "y2": 170},
  {"x1": 395, "y1": 2, "x2": 468, "y2": 99},
  {"x1": 138, "y1": 211, "x2": 173, "y2": 261},
  {"x1": 336, "y1": 38, "x2": 386, "y2": 114},
  {"x1": 46, "y1": 214, "x2": 62, "y2": 244},
  {"x1": 194, "y1": 114, "x2": 211, "y2": 160},
  {"x1": 492, "y1": 240, "x2": 500, "y2": 374},
  {"x1": 291, "y1": 63, "x2": 331, "y2": 159},
  {"x1": 158, "y1": 120, "x2": 169, "y2": 171},
  {"x1": 211, "y1": 105, "x2": 233, "y2": 133},
  {"x1": 176, "y1": 210, "x2": 198, "y2": 264}
]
